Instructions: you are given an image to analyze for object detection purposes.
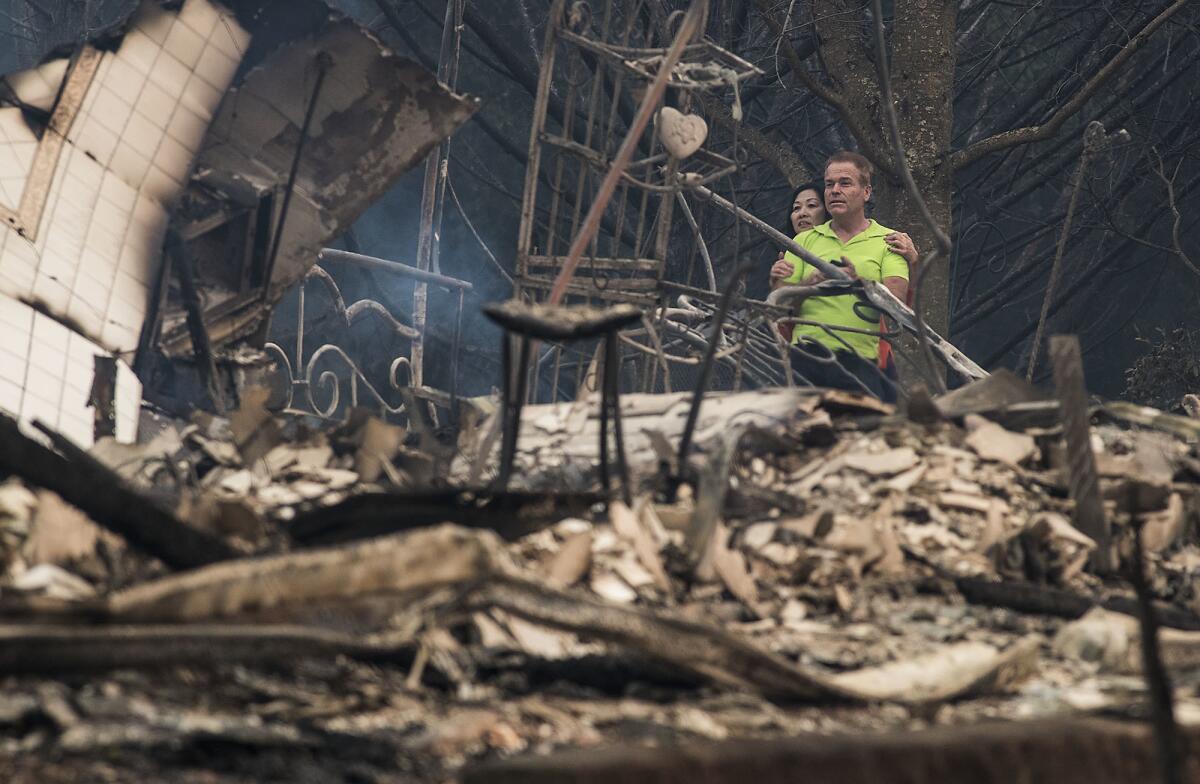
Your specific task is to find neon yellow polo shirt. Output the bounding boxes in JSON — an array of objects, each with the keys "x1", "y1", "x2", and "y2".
[{"x1": 782, "y1": 220, "x2": 909, "y2": 360}]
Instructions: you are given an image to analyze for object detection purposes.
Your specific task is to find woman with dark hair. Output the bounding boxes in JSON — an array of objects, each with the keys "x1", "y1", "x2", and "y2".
[{"x1": 769, "y1": 181, "x2": 827, "y2": 290}]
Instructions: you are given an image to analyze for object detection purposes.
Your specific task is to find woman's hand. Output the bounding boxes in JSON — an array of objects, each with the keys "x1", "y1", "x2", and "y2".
[
  {"x1": 769, "y1": 251, "x2": 794, "y2": 289},
  {"x1": 885, "y1": 231, "x2": 919, "y2": 266}
]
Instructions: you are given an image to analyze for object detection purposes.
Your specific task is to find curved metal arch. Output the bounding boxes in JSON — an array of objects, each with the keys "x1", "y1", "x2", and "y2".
[{"x1": 345, "y1": 299, "x2": 421, "y2": 339}]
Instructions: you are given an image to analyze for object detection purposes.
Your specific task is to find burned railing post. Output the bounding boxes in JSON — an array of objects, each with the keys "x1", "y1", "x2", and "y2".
[
  {"x1": 88, "y1": 355, "x2": 118, "y2": 442},
  {"x1": 169, "y1": 230, "x2": 228, "y2": 414},
  {"x1": 1049, "y1": 334, "x2": 1112, "y2": 571}
]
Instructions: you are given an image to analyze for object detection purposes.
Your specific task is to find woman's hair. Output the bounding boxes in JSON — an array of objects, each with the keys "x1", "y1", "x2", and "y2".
[{"x1": 781, "y1": 180, "x2": 827, "y2": 235}]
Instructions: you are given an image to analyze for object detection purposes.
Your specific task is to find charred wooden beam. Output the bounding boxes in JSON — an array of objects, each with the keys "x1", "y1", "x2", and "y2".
[
  {"x1": 464, "y1": 718, "x2": 1200, "y2": 784},
  {"x1": 0, "y1": 416, "x2": 237, "y2": 570}
]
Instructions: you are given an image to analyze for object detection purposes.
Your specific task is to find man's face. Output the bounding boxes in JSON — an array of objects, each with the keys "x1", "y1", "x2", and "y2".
[{"x1": 824, "y1": 162, "x2": 871, "y2": 221}]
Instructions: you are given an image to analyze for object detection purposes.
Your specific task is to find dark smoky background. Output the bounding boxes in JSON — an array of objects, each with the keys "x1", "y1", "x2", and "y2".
[{"x1": 5, "y1": 0, "x2": 1198, "y2": 403}]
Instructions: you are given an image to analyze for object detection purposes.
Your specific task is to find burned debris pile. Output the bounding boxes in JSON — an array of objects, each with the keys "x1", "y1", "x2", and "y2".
[
  {"x1": 1, "y1": 0, "x2": 1199, "y2": 781},
  {"x1": 0, "y1": 372, "x2": 1198, "y2": 782}
]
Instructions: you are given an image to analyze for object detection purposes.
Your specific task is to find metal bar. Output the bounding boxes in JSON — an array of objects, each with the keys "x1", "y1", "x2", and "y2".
[
  {"x1": 171, "y1": 232, "x2": 228, "y2": 413},
  {"x1": 605, "y1": 331, "x2": 632, "y2": 506},
  {"x1": 675, "y1": 261, "x2": 752, "y2": 487},
  {"x1": 569, "y1": 0, "x2": 615, "y2": 263},
  {"x1": 547, "y1": 0, "x2": 707, "y2": 305},
  {"x1": 318, "y1": 249, "x2": 473, "y2": 290},
  {"x1": 598, "y1": 338, "x2": 611, "y2": 497},
  {"x1": 1027, "y1": 123, "x2": 1120, "y2": 380},
  {"x1": 675, "y1": 191, "x2": 716, "y2": 291},
  {"x1": 450, "y1": 287, "x2": 465, "y2": 427},
  {"x1": 261, "y1": 52, "x2": 332, "y2": 304},
  {"x1": 497, "y1": 336, "x2": 531, "y2": 489},
  {"x1": 411, "y1": 0, "x2": 465, "y2": 387},
  {"x1": 295, "y1": 280, "x2": 306, "y2": 377},
  {"x1": 544, "y1": 48, "x2": 580, "y2": 255},
  {"x1": 516, "y1": 0, "x2": 568, "y2": 261}
]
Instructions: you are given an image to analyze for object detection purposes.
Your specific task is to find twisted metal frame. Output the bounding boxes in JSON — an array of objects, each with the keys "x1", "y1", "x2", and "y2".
[{"x1": 264, "y1": 266, "x2": 417, "y2": 419}]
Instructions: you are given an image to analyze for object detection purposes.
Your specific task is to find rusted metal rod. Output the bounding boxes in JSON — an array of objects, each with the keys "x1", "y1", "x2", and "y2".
[
  {"x1": 675, "y1": 261, "x2": 753, "y2": 488},
  {"x1": 318, "y1": 249, "x2": 473, "y2": 291},
  {"x1": 261, "y1": 52, "x2": 332, "y2": 303}
]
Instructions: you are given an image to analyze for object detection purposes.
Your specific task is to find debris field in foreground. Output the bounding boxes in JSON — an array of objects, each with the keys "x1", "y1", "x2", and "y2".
[{"x1": 0, "y1": 381, "x2": 1198, "y2": 782}]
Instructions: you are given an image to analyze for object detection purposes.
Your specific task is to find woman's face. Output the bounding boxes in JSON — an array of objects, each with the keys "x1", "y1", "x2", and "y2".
[{"x1": 790, "y1": 188, "x2": 826, "y2": 233}]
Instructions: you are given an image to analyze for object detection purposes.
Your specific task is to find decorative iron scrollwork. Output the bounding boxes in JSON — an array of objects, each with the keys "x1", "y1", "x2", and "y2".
[{"x1": 265, "y1": 266, "x2": 416, "y2": 419}]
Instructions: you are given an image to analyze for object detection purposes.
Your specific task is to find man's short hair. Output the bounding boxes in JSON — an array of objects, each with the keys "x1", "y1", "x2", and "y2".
[{"x1": 824, "y1": 150, "x2": 873, "y2": 187}]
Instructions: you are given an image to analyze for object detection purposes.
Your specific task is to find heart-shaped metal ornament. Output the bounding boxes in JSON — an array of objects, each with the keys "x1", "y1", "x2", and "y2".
[{"x1": 658, "y1": 106, "x2": 708, "y2": 160}]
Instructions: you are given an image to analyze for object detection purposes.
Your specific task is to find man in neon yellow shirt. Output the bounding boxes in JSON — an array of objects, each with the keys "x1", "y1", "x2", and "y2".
[{"x1": 770, "y1": 151, "x2": 910, "y2": 399}]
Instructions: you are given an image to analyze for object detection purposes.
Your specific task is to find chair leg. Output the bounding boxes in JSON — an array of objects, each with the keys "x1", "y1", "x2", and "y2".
[
  {"x1": 605, "y1": 332, "x2": 632, "y2": 506},
  {"x1": 497, "y1": 335, "x2": 530, "y2": 489},
  {"x1": 598, "y1": 338, "x2": 611, "y2": 498}
]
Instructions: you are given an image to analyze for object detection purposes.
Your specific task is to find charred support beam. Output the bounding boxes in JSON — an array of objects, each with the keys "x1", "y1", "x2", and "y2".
[
  {"x1": 464, "y1": 718, "x2": 1200, "y2": 784},
  {"x1": 169, "y1": 230, "x2": 228, "y2": 413},
  {"x1": 1050, "y1": 335, "x2": 1111, "y2": 571},
  {"x1": 0, "y1": 416, "x2": 236, "y2": 569}
]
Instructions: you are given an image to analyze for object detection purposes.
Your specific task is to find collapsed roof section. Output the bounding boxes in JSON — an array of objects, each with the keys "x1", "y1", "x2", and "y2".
[
  {"x1": 0, "y1": 0, "x2": 476, "y2": 444},
  {"x1": 156, "y1": 10, "x2": 479, "y2": 356}
]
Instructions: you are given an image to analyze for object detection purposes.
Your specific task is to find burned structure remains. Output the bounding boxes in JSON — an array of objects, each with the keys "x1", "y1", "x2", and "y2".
[
  {"x1": 0, "y1": 0, "x2": 475, "y2": 442},
  {"x1": 0, "y1": 1, "x2": 1198, "y2": 782}
]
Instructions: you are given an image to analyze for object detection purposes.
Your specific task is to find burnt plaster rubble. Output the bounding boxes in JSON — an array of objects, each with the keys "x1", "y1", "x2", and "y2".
[{"x1": 0, "y1": 0, "x2": 477, "y2": 444}]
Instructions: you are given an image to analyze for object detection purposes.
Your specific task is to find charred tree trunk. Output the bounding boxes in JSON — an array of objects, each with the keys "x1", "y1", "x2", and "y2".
[{"x1": 887, "y1": 0, "x2": 957, "y2": 336}]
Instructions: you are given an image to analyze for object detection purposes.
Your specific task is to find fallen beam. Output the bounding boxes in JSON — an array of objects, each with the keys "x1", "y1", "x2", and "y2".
[
  {"x1": 0, "y1": 415, "x2": 236, "y2": 569},
  {"x1": 3, "y1": 525, "x2": 1035, "y2": 707},
  {"x1": 0, "y1": 623, "x2": 416, "y2": 673},
  {"x1": 463, "y1": 718, "x2": 1200, "y2": 784}
]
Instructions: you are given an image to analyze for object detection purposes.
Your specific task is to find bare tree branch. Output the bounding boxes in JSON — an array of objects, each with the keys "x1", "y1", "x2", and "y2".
[
  {"x1": 695, "y1": 91, "x2": 812, "y2": 186},
  {"x1": 750, "y1": 0, "x2": 895, "y2": 178},
  {"x1": 949, "y1": 0, "x2": 1189, "y2": 171},
  {"x1": 870, "y1": 0, "x2": 948, "y2": 391},
  {"x1": 1151, "y1": 147, "x2": 1200, "y2": 280},
  {"x1": 1026, "y1": 124, "x2": 1100, "y2": 381}
]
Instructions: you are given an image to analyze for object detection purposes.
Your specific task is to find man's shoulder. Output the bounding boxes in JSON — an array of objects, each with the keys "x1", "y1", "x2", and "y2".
[{"x1": 863, "y1": 219, "x2": 895, "y2": 238}]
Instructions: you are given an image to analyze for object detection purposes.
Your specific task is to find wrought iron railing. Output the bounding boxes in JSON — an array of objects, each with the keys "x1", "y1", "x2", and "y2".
[{"x1": 265, "y1": 252, "x2": 471, "y2": 421}]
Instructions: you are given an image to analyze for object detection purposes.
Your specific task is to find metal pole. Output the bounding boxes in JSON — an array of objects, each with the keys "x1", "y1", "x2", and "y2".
[
  {"x1": 675, "y1": 261, "x2": 753, "y2": 486},
  {"x1": 261, "y1": 53, "x2": 332, "y2": 305},
  {"x1": 318, "y1": 249, "x2": 473, "y2": 291},
  {"x1": 412, "y1": 0, "x2": 466, "y2": 387}
]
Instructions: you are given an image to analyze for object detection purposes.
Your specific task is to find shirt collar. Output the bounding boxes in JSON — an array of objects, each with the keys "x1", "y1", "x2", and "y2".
[{"x1": 815, "y1": 219, "x2": 887, "y2": 242}]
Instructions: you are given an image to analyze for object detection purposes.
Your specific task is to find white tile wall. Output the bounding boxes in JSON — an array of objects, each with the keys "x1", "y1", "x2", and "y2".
[
  {"x1": 0, "y1": 107, "x2": 39, "y2": 211},
  {"x1": 0, "y1": 0, "x2": 249, "y2": 357},
  {"x1": 0, "y1": 293, "x2": 140, "y2": 446},
  {"x1": 0, "y1": 0, "x2": 249, "y2": 445}
]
